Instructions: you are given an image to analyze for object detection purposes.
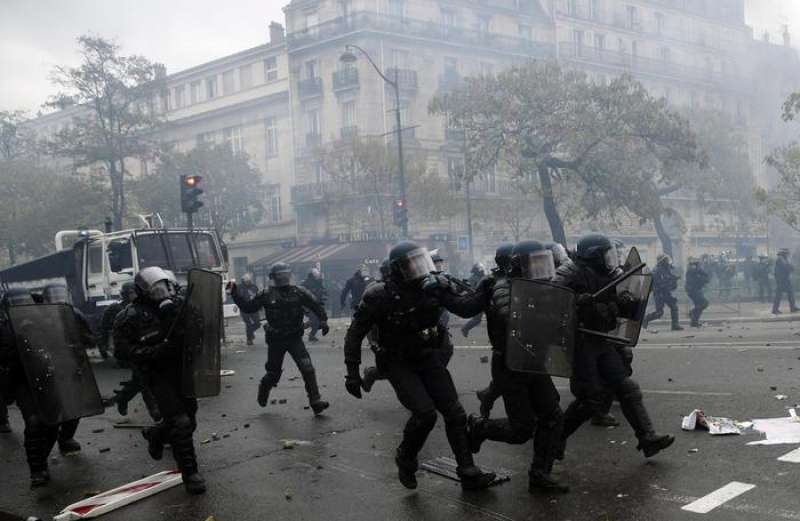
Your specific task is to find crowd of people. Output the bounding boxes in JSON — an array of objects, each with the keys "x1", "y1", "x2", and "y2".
[{"x1": 2, "y1": 235, "x2": 797, "y2": 499}]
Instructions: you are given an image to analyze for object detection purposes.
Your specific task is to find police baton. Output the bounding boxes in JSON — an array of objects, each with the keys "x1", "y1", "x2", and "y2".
[{"x1": 590, "y1": 262, "x2": 647, "y2": 301}]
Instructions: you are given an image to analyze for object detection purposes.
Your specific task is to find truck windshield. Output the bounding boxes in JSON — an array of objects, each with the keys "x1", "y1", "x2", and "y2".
[{"x1": 136, "y1": 233, "x2": 221, "y2": 272}]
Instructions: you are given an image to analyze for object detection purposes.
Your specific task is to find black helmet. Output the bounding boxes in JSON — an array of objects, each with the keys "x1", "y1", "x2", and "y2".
[
  {"x1": 495, "y1": 243, "x2": 514, "y2": 272},
  {"x1": 269, "y1": 262, "x2": 293, "y2": 287},
  {"x1": 576, "y1": 233, "x2": 617, "y2": 273},
  {"x1": 544, "y1": 241, "x2": 570, "y2": 268},
  {"x1": 512, "y1": 240, "x2": 555, "y2": 280},
  {"x1": 3, "y1": 288, "x2": 34, "y2": 306},
  {"x1": 42, "y1": 284, "x2": 69, "y2": 304},
  {"x1": 379, "y1": 258, "x2": 391, "y2": 280},
  {"x1": 120, "y1": 281, "x2": 137, "y2": 303},
  {"x1": 389, "y1": 241, "x2": 435, "y2": 282},
  {"x1": 134, "y1": 266, "x2": 176, "y2": 302}
]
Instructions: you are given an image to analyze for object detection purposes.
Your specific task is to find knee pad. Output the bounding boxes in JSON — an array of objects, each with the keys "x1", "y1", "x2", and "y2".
[
  {"x1": 441, "y1": 401, "x2": 467, "y2": 426},
  {"x1": 296, "y1": 357, "x2": 315, "y2": 374},
  {"x1": 616, "y1": 378, "x2": 642, "y2": 402},
  {"x1": 172, "y1": 414, "x2": 194, "y2": 438},
  {"x1": 540, "y1": 405, "x2": 564, "y2": 429}
]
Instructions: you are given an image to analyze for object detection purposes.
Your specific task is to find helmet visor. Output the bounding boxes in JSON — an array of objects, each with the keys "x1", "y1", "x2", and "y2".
[
  {"x1": 149, "y1": 280, "x2": 175, "y2": 302},
  {"x1": 604, "y1": 248, "x2": 620, "y2": 272},
  {"x1": 395, "y1": 248, "x2": 436, "y2": 281},
  {"x1": 520, "y1": 250, "x2": 556, "y2": 280}
]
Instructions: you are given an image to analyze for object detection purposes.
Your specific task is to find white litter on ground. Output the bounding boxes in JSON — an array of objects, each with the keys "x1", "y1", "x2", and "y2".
[{"x1": 748, "y1": 416, "x2": 800, "y2": 446}]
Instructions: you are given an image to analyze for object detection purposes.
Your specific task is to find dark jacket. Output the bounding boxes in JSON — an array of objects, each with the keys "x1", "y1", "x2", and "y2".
[
  {"x1": 302, "y1": 275, "x2": 327, "y2": 304},
  {"x1": 652, "y1": 263, "x2": 680, "y2": 297},
  {"x1": 233, "y1": 285, "x2": 326, "y2": 342},
  {"x1": 685, "y1": 265, "x2": 710, "y2": 294},
  {"x1": 344, "y1": 280, "x2": 445, "y2": 368},
  {"x1": 552, "y1": 260, "x2": 630, "y2": 333},
  {"x1": 437, "y1": 272, "x2": 509, "y2": 351},
  {"x1": 340, "y1": 273, "x2": 371, "y2": 308},
  {"x1": 100, "y1": 301, "x2": 126, "y2": 348},
  {"x1": 112, "y1": 297, "x2": 191, "y2": 365},
  {"x1": 775, "y1": 256, "x2": 794, "y2": 285}
]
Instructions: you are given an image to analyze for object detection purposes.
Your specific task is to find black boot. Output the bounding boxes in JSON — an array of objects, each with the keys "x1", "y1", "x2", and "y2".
[
  {"x1": 30, "y1": 469, "x2": 50, "y2": 488},
  {"x1": 58, "y1": 438, "x2": 81, "y2": 455},
  {"x1": 446, "y1": 421, "x2": 495, "y2": 490},
  {"x1": 591, "y1": 413, "x2": 620, "y2": 427},
  {"x1": 529, "y1": 410, "x2": 569, "y2": 493},
  {"x1": 529, "y1": 469, "x2": 569, "y2": 493},
  {"x1": 476, "y1": 381, "x2": 501, "y2": 419},
  {"x1": 395, "y1": 447, "x2": 418, "y2": 489},
  {"x1": 257, "y1": 376, "x2": 272, "y2": 407},
  {"x1": 619, "y1": 384, "x2": 675, "y2": 458},
  {"x1": 300, "y1": 366, "x2": 328, "y2": 415},
  {"x1": 142, "y1": 426, "x2": 164, "y2": 460},
  {"x1": 467, "y1": 414, "x2": 487, "y2": 453},
  {"x1": 172, "y1": 430, "x2": 205, "y2": 495}
]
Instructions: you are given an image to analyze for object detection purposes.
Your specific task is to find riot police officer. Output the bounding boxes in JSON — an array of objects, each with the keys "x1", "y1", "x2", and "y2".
[
  {"x1": 340, "y1": 266, "x2": 371, "y2": 313},
  {"x1": 773, "y1": 248, "x2": 799, "y2": 314},
  {"x1": 301, "y1": 268, "x2": 328, "y2": 343},
  {"x1": 237, "y1": 273, "x2": 261, "y2": 345},
  {"x1": 361, "y1": 259, "x2": 391, "y2": 393},
  {"x1": 644, "y1": 254, "x2": 683, "y2": 331},
  {"x1": 474, "y1": 243, "x2": 513, "y2": 418},
  {"x1": 1, "y1": 288, "x2": 60, "y2": 486},
  {"x1": 686, "y1": 257, "x2": 711, "y2": 327},
  {"x1": 460, "y1": 262, "x2": 488, "y2": 337},
  {"x1": 113, "y1": 267, "x2": 206, "y2": 494},
  {"x1": 553, "y1": 234, "x2": 674, "y2": 460},
  {"x1": 343, "y1": 241, "x2": 495, "y2": 491},
  {"x1": 99, "y1": 282, "x2": 137, "y2": 359},
  {"x1": 430, "y1": 240, "x2": 568, "y2": 493},
  {"x1": 230, "y1": 262, "x2": 330, "y2": 414},
  {"x1": 105, "y1": 282, "x2": 162, "y2": 421}
]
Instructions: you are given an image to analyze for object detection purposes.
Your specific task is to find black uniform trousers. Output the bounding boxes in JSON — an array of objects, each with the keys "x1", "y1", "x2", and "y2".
[
  {"x1": 773, "y1": 281, "x2": 797, "y2": 313},
  {"x1": 10, "y1": 376, "x2": 58, "y2": 473},
  {"x1": 386, "y1": 350, "x2": 473, "y2": 469},
  {"x1": 264, "y1": 336, "x2": 321, "y2": 401},
  {"x1": 563, "y1": 340, "x2": 655, "y2": 443},
  {"x1": 688, "y1": 290, "x2": 709, "y2": 325},
  {"x1": 645, "y1": 293, "x2": 680, "y2": 327},
  {"x1": 115, "y1": 365, "x2": 161, "y2": 420},
  {"x1": 144, "y1": 363, "x2": 199, "y2": 475},
  {"x1": 241, "y1": 312, "x2": 261, "y2": 342},
  {"x1": 480, "y1": 352, "x2": 563, "y2": 472}
]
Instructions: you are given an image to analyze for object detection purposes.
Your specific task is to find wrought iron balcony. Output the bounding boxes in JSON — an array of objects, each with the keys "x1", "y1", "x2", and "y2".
[
  {"x1": 333, "y1": 68, "x2": 359, "y2": 92},
  {"x1": 298, "y1": 77, "x2": 323, "y2": 99}
]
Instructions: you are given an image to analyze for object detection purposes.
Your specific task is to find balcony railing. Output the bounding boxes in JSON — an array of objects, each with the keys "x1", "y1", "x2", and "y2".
[
  {"x1": 333, "y1": 68, "x2": 359, "y2": 92},
  {"x1": 557, "y1": 42, "x2": 748, "y2": 91},
  {"x1": 287, "y1": 11, "x2": 554, "y2": 59},
  {"x1": 298, "y1": 77, "x2": 323, "y2": 99},
  {"x1": 385, "y1": 68, "x2": 418, "y2": 92}
]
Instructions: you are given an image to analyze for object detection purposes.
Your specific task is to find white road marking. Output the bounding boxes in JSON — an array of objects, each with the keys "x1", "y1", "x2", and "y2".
[
  {"x1": 778, "y1": 447, "x2": 800, "y2": 463},
  {"x1": 452, "y1": 342, "x2": 800, "y2": 350},
  {"x1": 681, "y1": 482, "x2": 757, "y2": 514}
]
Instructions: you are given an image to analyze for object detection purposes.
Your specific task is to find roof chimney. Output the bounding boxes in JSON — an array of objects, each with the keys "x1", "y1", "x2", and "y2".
[{"x1": 270, "y1": 22, "x2": 285, "y2": 44}]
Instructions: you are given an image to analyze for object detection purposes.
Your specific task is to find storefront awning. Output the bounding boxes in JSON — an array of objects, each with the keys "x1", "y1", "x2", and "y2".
[{"x1": 250, "y1": 241, "x2": 391, "y2": 271}]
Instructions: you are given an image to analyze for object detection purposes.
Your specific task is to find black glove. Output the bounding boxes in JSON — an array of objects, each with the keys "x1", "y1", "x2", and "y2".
[
  {"x1": 422, "y1": 274, "x2": 450, "y2": 295},
  {"x1": 576, "y1": 293, "x2": 594, "y2": 307},
  {"x1": 345, "y1": 365, "x2": 362, "y2": 399},
  {"x1": 321, "y1": 322, "x2": 330, "y2": 336}
]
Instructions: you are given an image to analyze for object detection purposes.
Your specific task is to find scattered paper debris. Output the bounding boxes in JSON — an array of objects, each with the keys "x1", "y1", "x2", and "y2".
[
  {"x1": 688, "y1": 448, "x2": 699, "y2": 454},
  {"x1": 776, "y1": 395, "x2": 789, "y2": 401},
  {"x1": 480, "y1": 355, "x2": 489, "y2": 363},
  {"x1": 748, "y1": 413, "x2": 800, "y2": 445},
  {"x1": 281, "y1": 439, "x2": 312, "y2": 450},
  {"x1": 220, "y1": 370, "x2": 236, "y2": 377},
  {"x1": 681, "y1": 409, "x2": 745, "y2": 435}
]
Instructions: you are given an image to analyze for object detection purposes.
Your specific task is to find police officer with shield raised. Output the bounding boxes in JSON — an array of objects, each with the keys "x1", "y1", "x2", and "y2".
[
  {"x1": 552, "y1": 234, "x2": 674, "y2": 460},
  {"x1": 343, "y1": 242, "x2": 495, "y2": 491},
  {"x1": 113, "y1": 267, "x2": 207, "y2": 494},
  {"x1": 428, "y1": 240, "x2": 568, "y2": 493}
]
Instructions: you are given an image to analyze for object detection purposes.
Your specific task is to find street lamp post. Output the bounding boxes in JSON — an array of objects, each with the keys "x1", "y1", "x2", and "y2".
[{"x1": 340, "y1": 44, "x2": 408, "y2": 238}]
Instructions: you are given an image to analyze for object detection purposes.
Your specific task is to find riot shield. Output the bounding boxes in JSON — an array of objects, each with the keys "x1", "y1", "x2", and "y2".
[
  {"x1": 182, "y1": 269, "x2": 222, "y2": 398},
  {"x1": 505, "y1": 279, "x2": 577, "y2": 378},
  {"x1": 581, "y1": 247, "x2": 652, "y2": 346},
  {"x1": 9, "y1": 304, "x2": 104, "y2": 426}
]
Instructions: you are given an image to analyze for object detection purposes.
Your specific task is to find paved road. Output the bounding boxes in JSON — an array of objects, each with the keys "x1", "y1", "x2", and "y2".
[{"x1": 2, "y1": 319, "x2": 800, "y2": 521}]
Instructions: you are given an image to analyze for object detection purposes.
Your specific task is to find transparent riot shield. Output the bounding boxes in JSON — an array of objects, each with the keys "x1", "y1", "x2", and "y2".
[
  {"x1": 181, "y1": 269, "x2": 222, "y2": 398},
  {"x1": 9, "y1": 304, "x2": 104, "y2": 426},
  {"x1": 505, "y1": 279, "x2": 577, "y2": 378}
]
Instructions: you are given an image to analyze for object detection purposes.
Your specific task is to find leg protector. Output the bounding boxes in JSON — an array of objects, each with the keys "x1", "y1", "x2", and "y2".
[
  {"x1": 532, "y1": 406, "x2": 564, "y2": 474},
  {"x1": 616, "y1": 378, "x2": 654, "y2": 440},
  {"x1": 169, "y1": 414, "x2": 198, "y2": 476},
  {"x1": 398, "y1": 409, "x2": 437, "y2": 463}
]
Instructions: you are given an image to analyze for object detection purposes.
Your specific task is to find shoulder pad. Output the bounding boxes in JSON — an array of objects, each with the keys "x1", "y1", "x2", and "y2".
[{"x1": 362, "y1": 282, "x2": 388, "y2": 303}]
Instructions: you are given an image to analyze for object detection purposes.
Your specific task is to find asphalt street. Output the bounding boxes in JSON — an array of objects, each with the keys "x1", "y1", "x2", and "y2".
[{"x1": 2, "y1": 318, "x2": 800, "y2": 521}]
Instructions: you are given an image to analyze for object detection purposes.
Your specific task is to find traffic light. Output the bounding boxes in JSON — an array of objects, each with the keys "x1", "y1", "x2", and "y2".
[
  {"x1": 180, "y1": 175, "x2": 205, "y2": 214},
  {"x1": 393, "y1": 199, "x2": 408, "y2": 228}
]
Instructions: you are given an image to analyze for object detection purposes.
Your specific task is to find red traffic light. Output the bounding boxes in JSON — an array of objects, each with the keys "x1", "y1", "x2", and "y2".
[
  {"x1": 395, "y1": 199, "x2": 405, "y2": 208},
  {"x1": 184, "y1": 175, "x2": 203, "y2": 187}
]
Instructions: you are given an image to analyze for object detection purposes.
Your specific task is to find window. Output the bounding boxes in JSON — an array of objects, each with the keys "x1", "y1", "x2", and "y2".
[
  {"x1": 264, "y1": 56, "x2": 278, "y2": 82},
  {"x1": 626, "y1": 5, "x2": 639, "y2": 30},
  {"x1": 447, "y1": 158, "x2": 463, "y2": 191},
  {"x1": 206, "y1": 76, "x2": 218, "y2": 99},
  {"x1": 190, "y1": 81, "x2": 201, "y2": 104},
  {"x1": 197, "y1": 131, "x2": 216, "y2": 145},
  {"x1": 223, "y1": 126, "x2": 244, "y2": 153},
  {"x1": 223, "y1": 70, "x2": 236, "y2": 95},
  {"x1": 594, "y1": 33, "x2": 606, "y2": 55},
  {"x1": 240, "y1": 64, "x2": 253, "y2": 90},
  {"x1": 477, "y1": 15, "x2": 490, "y2": 34},
  {"x1": 631, "y1": 40, "x2": 638, "y2": 62},
  {"x1": 444, "y1": 56, "x2": 458, "y2": 75},
  {"x1": 590, "y1": 0, "x2": 602, "y2": 20},
  {"x1": 192, "y1": 234, "x2": 221, "y2": 267},
  {"x1": 337, "y1": 0, "x2": 352, "y2": 17},
  {"x1": 265, "y1": 117, "x2": 279, "y2": 157},
  {"x1": 660, "y1": 46, "x2": 671, "y2": 63},
  {"x1": 136, "y1": 235, "x2": 169, "y2": 270},
  {"x1": 312, "y1": 162, "x2": 323, "y2": 184},
  {"x1": 107, "y1": 240, "x2": 132, "y2": 273},
  {"x1": 518, "y1": 24, "x2": 532, "y2": 40},
  {"x1": 341, "y1": 101, "x2": 357, "y2": 128},
  {"x1": 573, "y1": 30, "x2": 585, "y2": 57},
  {"x1": 167, "y1": 235, "x2": 194, "y2": 271},
  {"x1": 567, "y1": 0, "x2": 577, "y2": 16},
  {"x1": 655, "y1": 12, "x2": 665, "y2": 34},
  {"x1": 270, "y1": 193, "x2": 282, "y2": 223},
  {"x1": 391, "y1": 49, "x2": 410, "y2": 69},
  {"x1": 441, "y1": 8, "x2": 455, "y2": 28},
  {"x1": 388, "y1": 0, "x2": 404, "y2": 18},
  {"x1": 88, "y1": 244, "x2": 104, "y2": 274},
  {"x1": 174, "y1": 85, "x2": 185, "y2": 108},
  {"x1": 304, "y1": 60, "x2": 318, "y2": 79},
  {"x1": 160, "y1": 90, "x2": 171, "y2": 112},
  {"x1": 307, "y1": 109, "x2": 320, "y2": 136}
]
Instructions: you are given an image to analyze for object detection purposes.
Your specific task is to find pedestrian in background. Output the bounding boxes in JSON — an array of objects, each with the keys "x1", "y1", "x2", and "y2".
[
  {"x1": 772, "y1": 248, "x2": 799, "y2": 314},
  {"x1": 340, "y1": 266, "x2": 371, "y2": 315},
  {"x1": 302, "y1": 267, "x2": 327, "y2": 342},
  {"x1": 237, "y1": 273, "x2": 261, "y2": 345},
  {"x1": 754, "y1": 255, "x2": 772, "y2": 303}
]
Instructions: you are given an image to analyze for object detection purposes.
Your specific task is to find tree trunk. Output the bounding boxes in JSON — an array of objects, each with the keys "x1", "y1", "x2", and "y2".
[
  {"x1": 537, "y1": 166, "x2": 567, "y2": 245},
  {"x1": 118, "y1": 158, "x2": 126, "y2": 229},
  {"x1": 653, "y1": 213, "x2": 673, "y2": 258},
  {"x1": 108, "y1": 160, "x2": 122, "y2": 231}
]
